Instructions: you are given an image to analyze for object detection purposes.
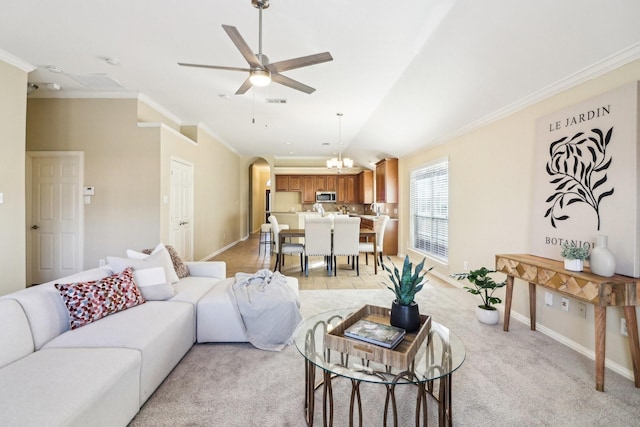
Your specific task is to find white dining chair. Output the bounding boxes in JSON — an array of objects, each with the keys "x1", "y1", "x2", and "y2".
[
  {"x1": 269, "y1": 215, "x2": 304, "y2": 272},
  {"x1": 303, "y1": 216, "x2": 333, "y2": 276},
  {"x1": 359, "y1": 214, "x2": 389, "y2": 269},
  {"x1": 332, "y1": 216, "x2": 361, "y2": 276}
]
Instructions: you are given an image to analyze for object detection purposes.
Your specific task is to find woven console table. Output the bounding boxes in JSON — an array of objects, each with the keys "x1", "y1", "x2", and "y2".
[{"x1": 495, "y1": 253, "x2": 640, "y2": 392}]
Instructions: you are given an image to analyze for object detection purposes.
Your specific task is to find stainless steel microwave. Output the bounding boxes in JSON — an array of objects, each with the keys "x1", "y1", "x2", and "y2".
[{"x1": 316, "y1": 191, "x2": 336, "y2": 203}]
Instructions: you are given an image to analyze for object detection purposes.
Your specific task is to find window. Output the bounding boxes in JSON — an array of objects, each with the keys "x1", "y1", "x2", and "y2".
[{"x1": 410, "y1": 159, "x2": 448, "y2": 262}]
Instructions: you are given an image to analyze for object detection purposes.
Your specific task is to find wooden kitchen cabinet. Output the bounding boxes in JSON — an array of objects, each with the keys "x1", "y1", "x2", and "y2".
[
  {"x1": 275, "y1": 175, "x2": 289, "y2": 191},
  {"x1": 375, "y1": 158, "x2": 398, "y2": 203},
  {"x1": 326, "y1": 176, "x2": 337, "y2": 191},
  {"x1": 336, "y1": 175, "x2": 358, "y2": 203},
  {"x1": 358, "y1": 170, "x2": 373, "y2": 204},
  {"x1": 360, "y1": 216, "x2": 398, "y2": 255},
  {"x1": 288, "y1": 175, "x2": 302, "y2": 191},
  {"x1": 302, "y1": 176, "x2": 316, "y2": 203},
  {"x1": 315, "y1": 176, "x2": 327, "y2": 191}
]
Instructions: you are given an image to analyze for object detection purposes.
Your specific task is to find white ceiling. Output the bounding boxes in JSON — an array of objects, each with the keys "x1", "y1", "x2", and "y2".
[{"x1": 3, "y1": 0, "x2": 640, "y2": 169}]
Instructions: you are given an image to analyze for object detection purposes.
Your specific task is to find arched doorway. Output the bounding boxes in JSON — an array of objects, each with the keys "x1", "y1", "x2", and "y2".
[{"x1": 248, "y1": 158, "x2": 271, "y2": 235}]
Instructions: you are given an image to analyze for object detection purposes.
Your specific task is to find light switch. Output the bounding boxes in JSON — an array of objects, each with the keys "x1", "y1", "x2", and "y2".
[
  {"x1": 83, "y1": 187, "x2": 95, "y2": 196},
  {"x1": 545, "y1": 292, "x2": 553, "y2": 306},
  {"x1": 0, "y1": 192, "x2": 3, "y2": 204},
  {"x1": 84, "y1": 196, "x2": 91, "y2": 205}
]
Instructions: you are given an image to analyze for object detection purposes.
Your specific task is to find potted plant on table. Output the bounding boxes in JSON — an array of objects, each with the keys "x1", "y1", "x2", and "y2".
[
  {"x1": 451, "y1": 267, "x2": 506, "y2": 325},
  {"x1": 384, "y1": 255, "x2": 431, "y2": 332},
  {"x1": 560, "y1": 241, "x2": 590, "y2": 272}
]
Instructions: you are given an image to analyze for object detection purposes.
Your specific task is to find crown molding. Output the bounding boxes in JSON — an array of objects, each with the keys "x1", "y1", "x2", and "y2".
[{"x1": 0, "y1": 49, "x2": 35, "y2": 72}]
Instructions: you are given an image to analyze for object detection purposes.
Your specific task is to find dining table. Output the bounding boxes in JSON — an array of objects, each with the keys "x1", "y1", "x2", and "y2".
[{"x1": 276, "y1": 228, "x2": 378, "y2": 274}]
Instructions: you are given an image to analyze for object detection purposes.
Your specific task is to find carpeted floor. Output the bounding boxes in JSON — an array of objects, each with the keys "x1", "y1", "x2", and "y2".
[{"x1": 129, "y1": 286, "x2": 640, "y2": 426}]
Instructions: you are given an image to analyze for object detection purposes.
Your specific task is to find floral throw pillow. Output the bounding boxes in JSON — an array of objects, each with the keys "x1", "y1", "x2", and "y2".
[{"x1": 55, "y1": 267, "x2": 145, "y2": 330}]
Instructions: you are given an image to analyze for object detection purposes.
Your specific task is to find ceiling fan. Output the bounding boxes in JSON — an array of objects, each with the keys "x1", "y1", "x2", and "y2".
[{"x1": 178, "y1": 0, "x2": 333, "y2": 95}]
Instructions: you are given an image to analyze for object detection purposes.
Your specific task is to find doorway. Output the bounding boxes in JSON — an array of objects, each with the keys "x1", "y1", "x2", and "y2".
[
  {"x1": 170, "y1": 158, "x2": 194, "y2": 261},
  {"x1": 26, "y1": 151, "x2": 84, "y2": 285}
]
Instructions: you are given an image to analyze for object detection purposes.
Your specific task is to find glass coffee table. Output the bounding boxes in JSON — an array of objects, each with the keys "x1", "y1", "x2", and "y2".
[{"x1": 294, "y1": 308, "x2": 465, "y2": 427}]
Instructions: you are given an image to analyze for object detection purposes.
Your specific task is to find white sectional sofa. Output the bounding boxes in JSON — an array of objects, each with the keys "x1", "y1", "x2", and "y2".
[{"x1": 0, "y1": 260, "x2": 298, "y2": 427}]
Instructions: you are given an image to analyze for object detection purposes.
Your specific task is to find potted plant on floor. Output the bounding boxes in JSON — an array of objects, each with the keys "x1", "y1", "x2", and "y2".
[
  {"x1": 384, "y1": 255, "x2": 431, "y2": 332},
  {"x1": 560, "y1": 241, "x2": 590, "y2": 272},
  {"x1": 451, "y1": 267, "x2": 506, "y2": 325}
]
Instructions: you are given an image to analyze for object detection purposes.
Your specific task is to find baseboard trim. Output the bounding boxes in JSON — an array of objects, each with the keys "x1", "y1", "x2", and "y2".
[
  {"x1": 509, "y1": 311, "x2": 634, "y2": 382},
  {"x1": 200, "y1": 236, "x2": 247, "y2": 262}
]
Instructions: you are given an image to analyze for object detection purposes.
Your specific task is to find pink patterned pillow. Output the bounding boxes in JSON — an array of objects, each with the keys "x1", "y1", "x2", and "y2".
[{"x1": 55, "y1": 267, "x2": 145, "y2": 330}]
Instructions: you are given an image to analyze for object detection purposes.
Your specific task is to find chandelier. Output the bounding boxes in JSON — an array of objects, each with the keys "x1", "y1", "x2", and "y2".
[{"x1": 326, "y1": 113, "x2": 353, "y2": 171}]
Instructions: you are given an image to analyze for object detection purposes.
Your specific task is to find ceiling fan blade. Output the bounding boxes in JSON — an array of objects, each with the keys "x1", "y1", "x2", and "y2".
[
  {"x1": 235, "y1": 77, "x2": 253, "y2": 95},
  {"x1": 178, "y1": 62, "x2": 251, "y2": 72},
  {"x1": 266, "y1": 52, "x2": 333, "y2": 73},
  {"x1": 271, "y1": 73, "x2": 315, "y2": 94},
  {"x1": 222, "y1": 25, "x2": 263, "y2": 69}
]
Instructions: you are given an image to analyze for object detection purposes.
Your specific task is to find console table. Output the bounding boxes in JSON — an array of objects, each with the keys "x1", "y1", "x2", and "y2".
[{"x1": 495, "y1": 254, "x2": 640, "y2": 391}]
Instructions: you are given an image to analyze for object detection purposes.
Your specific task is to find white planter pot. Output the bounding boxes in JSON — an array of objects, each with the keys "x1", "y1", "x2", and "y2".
[
  {"x1": 564, "y1": 258, "x2": 584, "y2": 272},
  {"x1": 475, "y1": 306, "x2": 500, "y2": 325}
]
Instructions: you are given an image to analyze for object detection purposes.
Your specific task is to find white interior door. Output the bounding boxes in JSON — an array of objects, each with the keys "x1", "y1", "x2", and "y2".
[
  {"x1": 27, "y1": 152, "x2": 83, "y2": 285},
  {"x1": 170, "y1": 159, "x2": 194, "y2": 260}
]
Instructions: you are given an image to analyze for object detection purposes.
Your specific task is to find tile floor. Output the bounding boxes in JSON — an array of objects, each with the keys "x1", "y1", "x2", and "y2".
[{"x1": 209, "y1": 232, "x2": 451, "y2": 291}]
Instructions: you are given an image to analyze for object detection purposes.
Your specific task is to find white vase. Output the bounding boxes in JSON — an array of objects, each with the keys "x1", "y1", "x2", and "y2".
[
  {"x1": 564, "y1": 258, "x2": 583, "y2": 272},
  {"x1": 590, "y1": 235, "x2": 616, "y2": 277},
  {"x1": 475, "y1": 306, "x2": 500, "y2": 325}
]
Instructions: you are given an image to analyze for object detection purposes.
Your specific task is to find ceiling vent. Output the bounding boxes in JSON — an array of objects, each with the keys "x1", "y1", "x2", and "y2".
[
  {"x1": 265, "y1": 98, "x2": 287, "y2": 104},
  {"x1": 67, "y1": 73, "x2": 126, "y2": 90}
]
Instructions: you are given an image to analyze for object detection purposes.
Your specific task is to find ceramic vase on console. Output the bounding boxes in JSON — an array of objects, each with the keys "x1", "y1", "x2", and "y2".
[{"x1": 589, "y1": 235, "x2": 616, "y2": 277}]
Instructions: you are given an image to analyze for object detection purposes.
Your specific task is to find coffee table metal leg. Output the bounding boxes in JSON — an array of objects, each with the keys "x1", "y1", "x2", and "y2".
[
  {"x1": 323, "y1": 370, "x2": 334, "y2": 427},
  {"x1": 349, "y1": 379, "x2": 363, "y2": 427},
  {"x1": 305, "y1": 359, "x2": 315, "y2": 427}
]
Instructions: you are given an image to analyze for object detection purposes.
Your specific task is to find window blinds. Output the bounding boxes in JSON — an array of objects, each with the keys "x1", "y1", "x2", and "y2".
[{"x1": 410, "y1": 160, "x2": 448, "y2": 261}]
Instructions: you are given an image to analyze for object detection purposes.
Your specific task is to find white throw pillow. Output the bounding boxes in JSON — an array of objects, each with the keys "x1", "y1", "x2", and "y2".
[
  {"x1": 106, "y1": 251, "x2": 176, "y2": 300},
  {"x1": 126, "y1": 243, "x2": 180, "y2": 284},
  {"x1": 132, "y1": 267, "x2": 175, "y2": 301}
]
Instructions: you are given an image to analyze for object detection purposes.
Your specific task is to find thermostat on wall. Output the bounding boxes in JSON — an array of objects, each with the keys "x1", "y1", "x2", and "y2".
[{"x1": 83, "y1": 187, "x2": 95, "y2": 196}]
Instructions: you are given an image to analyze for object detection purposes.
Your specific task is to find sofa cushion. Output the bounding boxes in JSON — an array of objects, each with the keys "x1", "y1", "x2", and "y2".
[
  {"x1": 0, "y1": 299, "x2": 34, "y2": 368},
  {"x1": 55, "y1": 267, "x2": 145, "y2": 330},
  {"x1": 132, "y1": 266, "x2": 176, "y2": 301},
  {"x1": 42, "y1": 301, "x2": 195, "y2": 405},
  {"x1": 0, "y1": 347, "x2": 140, "y2": 427},
  {"x1": 126, "y1": 243, "x2": 180, "y2": 283},
  {"x1": 141, "y1": 245, "x2": 189, "y2": 278},
  {"x1": 3, "y1": 267, "x2": 113, "y2": 350}
]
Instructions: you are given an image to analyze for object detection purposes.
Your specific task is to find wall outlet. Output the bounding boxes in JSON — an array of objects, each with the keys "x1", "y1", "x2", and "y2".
[
  {"x1": 463, "y1": 261, "x2": 468, "y2": 271},
  {"x1": 621, "y1": 318, "x2": 628, "y2": 336},
  {"x1": 578, "y1": 303, "x2": 586, "y2": 319},
  {"x1": 99, "y1": 259, "x2": 106, "y2": 267},
  {"x1": 561, "y1": 297, "x2": 569, "y2": 312}
]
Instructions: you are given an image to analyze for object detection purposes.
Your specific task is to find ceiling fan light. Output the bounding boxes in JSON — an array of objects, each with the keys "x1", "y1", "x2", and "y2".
[{"x1": 249, "y1": 69, "x2": 271, "y2": 87}]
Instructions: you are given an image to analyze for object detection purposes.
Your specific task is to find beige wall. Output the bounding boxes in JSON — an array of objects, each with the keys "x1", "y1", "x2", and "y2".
[
  {"x1": 27, "y1": 99, "x2": 161, "y2": 267},
  {"x1": 399, "y1": 59, "x2": 640, "y2": 378},
  {"x1": 0, "y1": 61, "x2": 27, "y2": 295},
  {"x1": 25, "y1": 98, "x2": 242, "y2": 270}
]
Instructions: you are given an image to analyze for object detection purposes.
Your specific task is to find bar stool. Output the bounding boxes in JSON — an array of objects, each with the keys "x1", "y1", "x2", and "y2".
[{"x1": 258, "y1": 223, "x2": 272, "y2": 254}]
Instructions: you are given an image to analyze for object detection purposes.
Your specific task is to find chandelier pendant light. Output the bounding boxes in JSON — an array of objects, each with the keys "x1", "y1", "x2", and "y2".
[{"x1": 327, "y1": 113, "x2": 353, "y2": 172}]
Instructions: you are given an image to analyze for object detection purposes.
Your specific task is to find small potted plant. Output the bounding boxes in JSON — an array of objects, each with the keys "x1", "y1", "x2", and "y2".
[
  {"x1": 384, "y1": 255, "x2": 431, "y2": 332},
  {"x1": 560, "y1": 241, "x2": 590, "y2": 272},
  {"x1": 451, "y1": 267, "x2": 506, "y2": 325}
]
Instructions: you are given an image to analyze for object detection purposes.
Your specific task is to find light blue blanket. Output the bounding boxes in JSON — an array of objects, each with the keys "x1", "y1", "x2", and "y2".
[{"x1": 232, "y1": 269, "x2": 302, "y2": 351}]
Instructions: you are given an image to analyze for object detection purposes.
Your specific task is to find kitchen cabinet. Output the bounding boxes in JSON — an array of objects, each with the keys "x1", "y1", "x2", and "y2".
[
  {"x1": 358, "y1": 170, "x2": 373, "y2": 204},
  {"x1": 326, "y1": 176, "x2": 337, "y2": 191},
  {"x1": 375, "y1": 158, "x2": 398, "y2": 203},
  {"x1": 315, "y1": 176, "x2": 327, "y2": 191},
  {"x1": 275, "y1": 175, "x2": 289, "y2": 191},
  {"x1": 336, "y1": 175, "x2": 358, "y2": 204},
  {"x1": 288, "y1": 176, "x2": 302, "y2": 191},
  {"x1": 302, "y1": 176, "x2": 316, "y2": 203},
  {"x1": 361, "y1": 216, "x2": 398, "y2": 255}
]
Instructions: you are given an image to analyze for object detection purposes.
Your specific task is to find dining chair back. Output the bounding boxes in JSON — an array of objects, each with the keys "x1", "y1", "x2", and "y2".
[
  {"x1": 359, "y1": 214, "x2": 390, "y2": 268},
  {"x1": 332, "y1": 216, "x2": 361, "y2": 276},
  {"x1": 269, "y1": 215, "x2": 304, "y2": 272},
  {"x1": 303, "y1": 216, "x2": 333, "y2": 276}
]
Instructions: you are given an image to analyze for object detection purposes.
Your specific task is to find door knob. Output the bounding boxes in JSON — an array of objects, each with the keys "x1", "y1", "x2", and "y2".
[{"x1": 31, "y1": 225, "x2": 40, "y2": 230}]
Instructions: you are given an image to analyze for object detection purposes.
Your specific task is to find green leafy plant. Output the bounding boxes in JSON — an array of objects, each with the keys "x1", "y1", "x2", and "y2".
[
  {"x1": 451, "y1": 267, "x2": 506, "y2": 311},
  {"x1": 560, "y1": 241, "x2": 590, "y2": 260},
  {"x1": 384, "y1": 255, "x2": 431, "y2": 306}
]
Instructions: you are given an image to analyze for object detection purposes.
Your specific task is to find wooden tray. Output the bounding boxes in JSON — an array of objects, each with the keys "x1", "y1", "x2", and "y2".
[{"x1": 325, "y1": 304, "x2": 431, "y2": 370}]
